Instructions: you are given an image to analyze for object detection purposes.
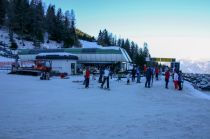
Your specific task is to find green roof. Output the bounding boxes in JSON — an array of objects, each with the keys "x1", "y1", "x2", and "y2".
[{"x1": 18, "y1": 48, "x2": 122, "y2": 55}]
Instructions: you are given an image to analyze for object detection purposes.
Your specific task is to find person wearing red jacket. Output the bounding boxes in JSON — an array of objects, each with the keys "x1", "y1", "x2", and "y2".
[
  {"x1": 165, "y1": 69, "x2": 170, "y2": 89},
  {"x1": 85, "y1": 67, "x2": 90, "y2": 88},
  {"x1": 155, "y1": 67, "x2": 159, "y2": 80}
]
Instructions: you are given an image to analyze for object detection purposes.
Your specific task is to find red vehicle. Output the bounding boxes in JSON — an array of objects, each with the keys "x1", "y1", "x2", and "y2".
[{"x1": 35, "y1": 60, "x2": 52, "y2": 72}]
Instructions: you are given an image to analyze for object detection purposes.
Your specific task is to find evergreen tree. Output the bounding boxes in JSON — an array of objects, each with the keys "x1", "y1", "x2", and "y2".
[
  {"x1": 0, "y1": 0, "x2": 7, "y2": 26},
  {"x1": 45, "y1": 4, "x2": 56, "y2": 41},
  {"x1": 143, "y1": 42, "x2": 150, "y2": 58},
  {"x1": 123, "y1": 39, "x2": 131, "y2": 56},
  {"x1": 30, "y1": 0, "x2": 44, "y2": 48},
  {"x1": 130, "y1": 41, "x2": 135, "y2": 61},
  {"x1": 103, "y1": 29, "x2": 111, "y2": 46},
  {"x1": 10, "y1": 0, "x2": 30, "y2": 34},
  {"x1": 97, "y1": 30, "x2": 103, "y2": 45},
  {"x1": 63, "y1": 12, "x2": 73, "y2": 48},
  {"x1": 55, "y1": 8, "x2": 64, "y2": 42}
]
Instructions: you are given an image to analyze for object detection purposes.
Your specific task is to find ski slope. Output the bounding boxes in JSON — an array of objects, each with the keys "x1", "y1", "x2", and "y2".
[{"x1": 0, "y1": 73, "x2": 210, "y2": 139}]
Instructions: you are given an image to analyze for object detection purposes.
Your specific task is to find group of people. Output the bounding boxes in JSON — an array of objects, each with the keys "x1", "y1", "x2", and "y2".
[
  {"x1": 172, "y1": 70, "x2": 183, "y2": 90},
  {"x1": 83, "y1": 67, "x2": 111, "y2": 89},
  {"x1": 144, "y1": 66, "x2": 161, "y2": 88},
  {"x1": 81, "y1": 65, "x2": 183, "y2": 91},
  {"x1": 165, "y1": 68, "x2": 183, "y2": 90}
]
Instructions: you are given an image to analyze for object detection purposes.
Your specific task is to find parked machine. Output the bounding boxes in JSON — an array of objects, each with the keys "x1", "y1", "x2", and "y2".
[{"x1": 35, "y1": 60, "x2": 52, "y2": 80}]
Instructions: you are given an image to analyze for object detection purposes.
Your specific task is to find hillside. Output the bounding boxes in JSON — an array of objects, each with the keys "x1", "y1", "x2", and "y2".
[{"x1": 0, "y1": 28, "x2": 97, "y2": 50}]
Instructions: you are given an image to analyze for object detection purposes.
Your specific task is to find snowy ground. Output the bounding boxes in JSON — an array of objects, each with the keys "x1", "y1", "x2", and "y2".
[{"x1": 0, "y1": 73, "x2": 210, "y2": 139}]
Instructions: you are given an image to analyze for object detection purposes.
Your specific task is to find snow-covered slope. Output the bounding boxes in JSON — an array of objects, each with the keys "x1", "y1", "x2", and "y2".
[
  {"x1": 0, "y1": 28, "x2": 63, "y2": 49},
  {"x1": 0, "y1": 28, "x2": 117, "y2": 50},
  {"x1": 0, "y1": 73, "x2": 210, "y2": 138},
  {"x1": 180, "y1": 59, "x2": 210, "y2": 74},
  {"x1": 80, "y1": 40, "x2": 101, "y2": 48}
]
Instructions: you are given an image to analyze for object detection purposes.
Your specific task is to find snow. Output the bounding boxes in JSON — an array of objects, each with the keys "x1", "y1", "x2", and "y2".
[
  {"x1": 184, "y1": 81, "x2": 210, "y2": 100},
  {"x1": 1, "y1": 73, "x2": 210, "y2": 139},
  {"x1": 0, "y1": 56, "x2": 15, "y2": 62},
  {"x1": 80, "y1": 40, "x2": 102, "y2": 48},
  {"x1": 80, "y1": 40, "x2": 121, "y2": 50},
  {"x1": 0, "y1": 28, "x2": 63, "y2": 49}
]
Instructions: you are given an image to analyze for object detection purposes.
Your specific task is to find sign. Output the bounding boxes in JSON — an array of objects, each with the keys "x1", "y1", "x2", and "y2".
[{"x1": 151, "y1": 57, "x2": 176, "y2": 62}]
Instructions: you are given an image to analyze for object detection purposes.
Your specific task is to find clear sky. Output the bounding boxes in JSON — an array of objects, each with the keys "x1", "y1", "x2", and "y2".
[{"x1": 43, "y1": 0, "x2": 210, "y2": 60}]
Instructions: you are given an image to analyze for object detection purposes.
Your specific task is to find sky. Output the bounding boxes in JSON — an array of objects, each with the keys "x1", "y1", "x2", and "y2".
[{"x1": 43, "y1": 0, "x2": 210, "y2": 60}]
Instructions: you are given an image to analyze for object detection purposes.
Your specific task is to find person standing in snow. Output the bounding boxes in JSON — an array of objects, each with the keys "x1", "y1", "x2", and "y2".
[
  {"x1": 145, "y1": 67, "x2": 152, "y2": 88},
  {"x1": 151, "y1": 67, "x2": 155, "y2": 86},
  {"x1": 85, "y1": 67, "x2": 90, "y2": 88},
  {"x1": 173, "y1": 71, "x2": 179, "y2": 90},
  {"x1": 98, "y1": 67, "x2": 104, "y2": 83},
  {"x1": 101, "y1": 67, "x2": 110, "y2": 89},
  {"x1": 165, "y1": 69, "x2": 170, "y2": 89},
  {"x1": 155, "y1": 66, "x2": 159, "y2": 80},
  {"x1": 131, "y1": 67, "x2": 136, "y2": 82},
  {"x1": 126, "y1": 72, "x2": 131, "y2": 85},
  {"x1": 178, "y1": 70, "x2": 183, "y2": 90},
  {"x1": 136, "y1": 67, "x2": 141, "y2": 83},
  {"x1": 83, "y1": 67, "x2": 86, "y2": 85},
  {"x1": 143, "y1": 64, "x2": 147, "y2": 76}
]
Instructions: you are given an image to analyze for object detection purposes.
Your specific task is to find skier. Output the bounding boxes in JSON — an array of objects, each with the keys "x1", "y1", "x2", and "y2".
[
  {"x1": 178, "y1": 70, "x2": 183, "y2": 90},
  {"x1": 126, "y1": 72, "x2": 131, "y2": 85},
  {"x1": 143, "y1": 64, "x2": 147, "y2": 75},
  {"x1": 101, "y1": 67, "x2": 110, "y2": 89},
  {"x1": 145, "y1": 67, "x2": 152, "y2": 88},
  {"x1": 155, "y1": 67, "x2": 159, "y2": 80},
  {"x1": 173, "y1": 71, "x2": 179, "y2": 90},
  {"x1": 85, "y1": 67, "x2": 90, "y2": 88},
  {"x1": 98, "y1": 67, "x2": 104, "y2": 83},
  {"x1": 131, "y1": 67, "x2": 136, "y2": 82},
  {"x1": 165, "y1": 69, "x2": 170, "y2": 89},
  {"x1": 151, "y1": 67, "x2": 155, "y2": 86},
  {"x1": 136, "y1": 67, "x2": 141, "y2": 83},
  {"x1": 92, "y1": 67, "x2": 97, "y2": 80},
  {"x1": 83, "y1": 67, "x2": 86, "y2": 85}
]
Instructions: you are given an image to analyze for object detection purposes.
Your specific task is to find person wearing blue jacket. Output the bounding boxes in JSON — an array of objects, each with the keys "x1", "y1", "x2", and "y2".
[
  {"x1": 145, "y1": 67, "x2": 152, "y2": 88},
  {"x1": 178, "y1": 70, "x2": 183, "y2": 90}
]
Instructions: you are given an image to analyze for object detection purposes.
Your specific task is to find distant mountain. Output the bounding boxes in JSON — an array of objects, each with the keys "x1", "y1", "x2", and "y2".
[{"x1": 180, "y1": 59, "x2": 210, "y2": 74}]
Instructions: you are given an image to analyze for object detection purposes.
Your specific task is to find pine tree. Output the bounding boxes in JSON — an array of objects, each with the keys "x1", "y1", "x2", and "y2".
[
  {"x1": 97, "y1": 30, "x2": 103, "y2": 45},
  {"x1": 143, "y1": 42, "x2": 150, "y2": 58},
  {"x1": 123, "y1": 39, "x2": 131, "y2": 56},
  {"x1": 55, "y1": 8, "x2": 64, "y2": 42},
  {"x1": 63, "y1": 12, "x2": 73, "y2": 48},
  {"x1": 130, "y1": 41, "x2": 135, "y2": 61},
  {"x1": 29, "y1": 0, "x2": 44, "y2": 48},
  {"x1": 0, "y1": 0, "x2": 7, "y2": 26},
  {"x1": 45, "y1": 4, "x2": 56, "y2": 41}
]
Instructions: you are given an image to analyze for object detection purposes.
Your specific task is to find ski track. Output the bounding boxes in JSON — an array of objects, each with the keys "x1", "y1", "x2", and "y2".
[{"x1": 0, "y1": 73, "x2": 210, "y2": 139}]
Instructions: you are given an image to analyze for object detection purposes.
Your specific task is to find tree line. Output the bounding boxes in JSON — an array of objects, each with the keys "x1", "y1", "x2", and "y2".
[
  {"x1": 0, "y1": 0, "x2": 94, "y2": 48},
  {"x1": 97, "y1": 29, "x2": 150, "y2": 68}
]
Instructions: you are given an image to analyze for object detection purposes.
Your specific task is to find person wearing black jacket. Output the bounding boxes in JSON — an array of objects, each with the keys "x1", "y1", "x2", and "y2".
[{"x1": 145, "y1": 67, "x2": 152, "y2": 88}]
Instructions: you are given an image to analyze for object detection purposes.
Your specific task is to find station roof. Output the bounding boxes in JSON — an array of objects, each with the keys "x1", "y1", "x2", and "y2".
[
  {"x1": 18, "y1": 48, "x2": 122, "y2": 55},
  {"x1": 36, "y1": 53, "x2": 78, "y2": 60}
]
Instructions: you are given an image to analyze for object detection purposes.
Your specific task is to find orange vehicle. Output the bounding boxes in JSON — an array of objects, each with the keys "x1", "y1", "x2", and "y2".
[{"x1": 35, "y1": 60, "x2": 52, "y2": 72}]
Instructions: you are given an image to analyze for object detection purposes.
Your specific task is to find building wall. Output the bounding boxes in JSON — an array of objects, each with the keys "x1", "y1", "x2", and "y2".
[{"x1": 51, "y1": 60, "x2": 76, "y2": 75}]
